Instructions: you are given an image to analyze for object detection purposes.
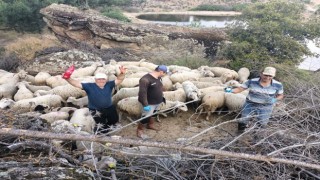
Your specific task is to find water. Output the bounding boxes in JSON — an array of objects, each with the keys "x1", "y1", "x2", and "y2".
[
  {"x1": 137, "y1": 14, "x2": 320, "y2": 70},
  {"x1": 136, "y1": 14, "x2": 235, "y2": 28}
]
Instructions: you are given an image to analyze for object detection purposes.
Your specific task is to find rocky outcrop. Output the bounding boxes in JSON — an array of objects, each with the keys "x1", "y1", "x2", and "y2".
[{"x1": 40, "y1": 4, "x2": 226, "y2": 61}]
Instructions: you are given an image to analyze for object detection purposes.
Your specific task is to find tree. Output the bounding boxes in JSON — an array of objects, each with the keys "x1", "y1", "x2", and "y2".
[{"x1": 218, "y1": 0, "x2": 320, "y2": 71}]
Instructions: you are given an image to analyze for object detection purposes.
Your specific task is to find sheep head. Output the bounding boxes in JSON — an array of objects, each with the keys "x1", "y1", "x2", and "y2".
[
  {"x1": 173, "y1": 101, "x2": 188, "y2": 112},
  {"x1": 0, "y1": 98, "x2": 15, "y2": 109}
]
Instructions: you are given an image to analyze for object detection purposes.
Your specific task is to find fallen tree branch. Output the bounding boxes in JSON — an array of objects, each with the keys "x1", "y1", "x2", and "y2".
[{"x1": 1, "y1": 128, "x2": 320, "y2": 171}]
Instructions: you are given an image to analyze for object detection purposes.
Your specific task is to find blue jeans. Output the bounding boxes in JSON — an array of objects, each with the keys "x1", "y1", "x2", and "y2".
[{"x1": 240, "y1": 101, "x2": 274, "y2": 126}]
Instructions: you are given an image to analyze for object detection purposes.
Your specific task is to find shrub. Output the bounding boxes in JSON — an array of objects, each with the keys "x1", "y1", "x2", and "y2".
[
  {"x1": 0, "y1": 53, "x2": 21, "y2": 71},
  {"x1": 166, "y1": 56, "x2": 212, "y2": 69},
  {"x1": 101, "y1": 7, "x2": 131, "y2": 22}
]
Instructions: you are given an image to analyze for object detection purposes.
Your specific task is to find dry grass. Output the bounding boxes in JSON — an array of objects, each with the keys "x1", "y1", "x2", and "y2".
[{"x1": 4, "y1": 33, "x2": 61, "y2": 62}]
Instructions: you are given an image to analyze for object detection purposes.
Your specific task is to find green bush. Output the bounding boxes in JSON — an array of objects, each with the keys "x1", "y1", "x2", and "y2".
[
  {"x1": 167, "y1": 56, "x2": 212, "y2": 69},
  {"x1": 190, "y1": 4, "x2": 249, "y2": 12},
  {"x1": 101, "y1": 7, "x2": 131, "y2": 22}
]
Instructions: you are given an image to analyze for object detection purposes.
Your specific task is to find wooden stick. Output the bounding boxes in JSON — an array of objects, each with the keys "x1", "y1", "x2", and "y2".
[{"x1": 1, "y1": 128, "x2": 320, "y2": 171}]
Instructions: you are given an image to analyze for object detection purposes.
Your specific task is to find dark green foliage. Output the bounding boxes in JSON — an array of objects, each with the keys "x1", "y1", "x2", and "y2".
[
  {"x1": 101, "y1": 7, "x2": 131, "y2": 22},
  {"x1": 190, "y1": 4, "x2": 249, "y2": 12},
  {"x1": 0, "y1": 53, "x2": 21, "y2": 71},
  {"x1": 218, "y1": 0, "x2": 319, "y2": 71}
]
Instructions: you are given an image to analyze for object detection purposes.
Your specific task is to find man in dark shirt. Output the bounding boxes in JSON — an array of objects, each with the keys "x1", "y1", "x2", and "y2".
[
  {"x1": 137, "y1": 65, "x2": 168, "y2": 138},
  {"x1": 63, "y1": 66, "x2": 127, "y2": 133}
]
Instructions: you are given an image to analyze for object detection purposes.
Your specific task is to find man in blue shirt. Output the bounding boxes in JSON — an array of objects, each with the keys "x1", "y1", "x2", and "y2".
[
  {"x1": 225, "y1": 67, "x2": 284, "y2": 132},
  {"x1": 64, "y1": 65, "x2": 126, "y2": 133}
]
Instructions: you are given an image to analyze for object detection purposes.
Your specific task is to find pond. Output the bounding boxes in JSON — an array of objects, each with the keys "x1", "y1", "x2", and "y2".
[
  {"x1": 137, "y1": 14, "x2": 320, "y2": 70},
  {"x1": 136, "y1": 14, "x2": 235, "y2": 28}
]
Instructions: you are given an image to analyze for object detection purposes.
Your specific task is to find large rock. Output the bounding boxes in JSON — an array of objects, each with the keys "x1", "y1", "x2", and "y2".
[{"x1": 40, "y1": 4, "x2": 226, "y2": 61}]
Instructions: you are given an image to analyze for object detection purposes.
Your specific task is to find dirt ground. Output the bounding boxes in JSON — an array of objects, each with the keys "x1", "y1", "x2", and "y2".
[{"x1": 115, "y1": 105, "x2": 238, "y2": 144}]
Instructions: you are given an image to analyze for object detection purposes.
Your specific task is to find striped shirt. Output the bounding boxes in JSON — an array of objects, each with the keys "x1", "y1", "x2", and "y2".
[{"x1": 241, "y1": 78, "x2": 283, "y2": 104}]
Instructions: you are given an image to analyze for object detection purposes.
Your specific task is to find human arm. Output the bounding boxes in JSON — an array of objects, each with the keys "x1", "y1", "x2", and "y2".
[
  {"x1": 225, "y1": 86, "x2": 246, "y2": 93},
  {"x1": 115, "y1": 66, "x2": 127, "y2": 85},
  {"x1": 138, "y1": 77, "x2": 149, "y2": 107}
]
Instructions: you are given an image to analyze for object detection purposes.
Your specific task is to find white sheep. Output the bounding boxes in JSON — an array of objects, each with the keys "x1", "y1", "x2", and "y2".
[
  {"x1": 112, "y1": 87, "x2": 139, "y2": 105},
  {"x1": 237, "y1": 67, "x2": 250, "y2": 83},
  {"x1": 199, "y1": 91, "x2": 225, "y2": 121},
  {"x1": 13, "y1": 82, "x2": 34, "y2": 101},
  {"x1": 125, "y1": 71, "x2": 148, "y2": 78},
  {"x1": 189, "y1": 81, "x2": 220, "y2": 89},
  {"x1": 69, "y1": 108, "x2": 95, "y2": 133},
  {"x1": 118, "y1": 78, "x2": 140, "y2": 88},
  {"x1": 117, "y1": 97, "x2": 188, "y2": 118},
  {"x1": 124, "y1": 65, "x2": 152, "y2": 74},
  {"x1": 24, "y1": 82, "x2": 52, "y2": 93},
  {"x1": 34, "y1": 72, "x2": 51, "y2": 85},
  {"x1": 169, "y1": 71, "x2": 201, "y2": 84},
  {"x1": 168, "y1": 65, "x2": 191, "y2": 72},
  {"x1": 162, "y1": 75, "x2": 173, "y2": 91},
  {"x1": 45, "y1": 75, "x2": 68, "y2": 88},
  {"x1": 199, "y1": 86, "x2": 225, "y2": 98},
  {"x1": 198, "y1": 77, "x2": 223, "y2": 84},
  {"x1": 0, "y1": 70, "x2": 27, "y2": 85},
  {"x1": 182, "y1": 81, "x2": 201, "y2": 101},
  {"x1": 224, "y1": 93, "x2": 246, "y2": 112},
  {"x1": 71, "y1": 61, "x2": 103, "y2": 78},
  {"x1": 0, "y1": 95, "x2": 64, "y2": 113},
  {"x1": 220, "y1": 70, "x2": 239, "y2": 83},
  {"x1": 163, "y1": 82, "x2": 186, "y2": 102},
  {"x1": 34, "y1": 84, "x2": 86, "y2": 100},
  {"x1": 67, "y1": 96, "x2": 88, "y2": 108},
  {"x1": 139, "y1": 61, "x2": 157, "y2": 71},
  {"x1": 0, "y1": 82, "x2": 17, "y2": 99},
  {"x1": 204, "y1": 67, "x2": 233, "y2": 77},
  {"x1": 40, "y1": 111, "x2": 70, "y2": 124},
  {"x1": 224, "y1": 80, "x2": 242, "y2": 88}
]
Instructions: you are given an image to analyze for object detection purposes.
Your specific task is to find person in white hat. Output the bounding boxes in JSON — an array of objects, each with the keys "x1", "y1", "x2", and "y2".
[
  {"x1": 225, "y1": 66, "x2": 284, "y2": 132},
  {"x1": 63, "y1": 65, "x2": 127, "y2": 134},
  {"x1": 137, "y1": 65, "x2": 169, "y2": 138}
]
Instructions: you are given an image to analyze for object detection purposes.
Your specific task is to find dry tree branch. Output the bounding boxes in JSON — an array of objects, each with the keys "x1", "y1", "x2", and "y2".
[{"x1": 1, "y1": 128, "x2": 320, "y2": 171}]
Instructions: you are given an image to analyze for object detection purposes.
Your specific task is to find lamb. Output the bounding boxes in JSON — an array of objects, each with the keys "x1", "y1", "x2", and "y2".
[
  {"x1": 163, "y1": 82, "x2": 186, "y2": 102},
  {"x1": 34, "y1": 72, "x2": 51, "y2": 85},
  {"x1": 220, "y1": 70, "x2": 239, "y2": 83},
  {"x1": 224, "y1": 93, "x2": 246, "y2": 112},
  {"x1": 34, "y1": 84, "x2": 86, "y2": 100},
  {"x1": 0, "y1": 95, "x2": 64, "y2": 113},
  {"x1": 199, "y1": 91, "x2": 225, "y2": 121},
  {"x1": 71, "y1": 61, "x2": 103, "y2": 78},
  {"x1": 70, "y1": 108, "x2": 96, "y2": 133},
  {"x1": 13, "y1": 82, "x2": 34, "y2": 101},
  {"x1": 40, "y1": 111, "x2": 70, "y2": 124},
  {"x1": 237, "y1": 67, "x2": 250, "y2": 83},
  {"x1": 112, "y1": 87, "x2": 139, "y2": 105},
  {"x1": 67, "y1": 96, "x2": 88, "y2": 108},
  {"x1": 181, "y1": 81, "x2": 201, "y2": 101},
  {"x1": 117, "y1": 97, "x2": 188, "y2": 118}
]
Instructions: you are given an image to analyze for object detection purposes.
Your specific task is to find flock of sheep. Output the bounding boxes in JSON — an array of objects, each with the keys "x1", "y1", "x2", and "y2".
[{"x1": 0, "y1": 59, "x2": 251, "y2": 149}]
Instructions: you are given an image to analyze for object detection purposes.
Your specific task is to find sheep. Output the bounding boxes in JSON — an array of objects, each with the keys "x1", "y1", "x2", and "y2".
[
  {"x1": 220, "y1": 70, "x2": 239, "y2": 83},
  {"x1": 117, "y1": 97, "x2": 188, "y2": 118},
  {"x1": 198, "y1": 77, "x2": 223, "y2": 85},
  {"x1": 224, "y1": 93, "x2": 246, "y2": 112},
  {"x1": 189, "y1": 81, "x2": 220, "y2": 89},
  {"x1": 69, "y1": 108, "x2": 95, "y2": 133},
  {"x1": 0, "y1": 95, "x2": 64, "y2": 113},
  {"x1": 0, "y1": 82, "x2": 18, "y2": 99},
  {"x1": 237, "y1": 67, "x2": 250, "y2": 83},
  {"x1": 139, "y1": 61, "x2": 157, "y2": 71},
  {"x1": 204, "y1": 67, "x2": 233, "y2": 77},
  {"x1": 112, "y1": 87, "x2": 139, "y2": 105},
  {"x1": 182, "y1": 81, "x2": 201, "y2": 101},
  {"x1": 169, "y1": 71, "x2": 202, "y2": 84},
  {"x1": 67, "y1": 96, "x2": 88, "y2": 108},
  {"x1": 224, "y1": 80, "x2": 242, "y2": 88},
  {"x1": 199, "y1": 86, "x2": 225, "y2": 98},
  {"x1": 168, "y1": 65, "x2": 191, "y2": 72},
  {"x1": 75, "y1": 131, "x2": 105, "y2": 152},
  {"x1": 71, "y1": 61, "x2": 103, "y2": 78},
  {"x1": 125, "y1": 72, "x2": 148, "y2": 78},
  {"x1": 163, "y1": 82, "x2": 186, "y2": 102},
  {"x1": 118, "y1": 78, "x2": 140, "y2": 88},
  {"x1": 199, "y1": 91, "x2": 225, "y2": 121},
  {"x1": 34, "y1": 84, "x2": 86, "y2": 100},
  {"x1": 24, "y1": 83, "x2": 52, "y2": 93},
  {"x1": 34, "y1": 72, "x2": 51, "y2": 85},
  {"x1": 0, "y1": 70, "x2": 27, "y2": 85},
  {"x1": 13, "y1": 82, "x2": 34, "y2": 101},
  {"x1": 162, "y1": 75, "x2": 173, "y2": 91},
  {"x1": 123, "y1": 65, "x2": 152, "y2": 74},
  {"x1": 40, "y1": 111, "x2": 70, "y2": 124},
  {"x1": 50, "y1": 120, "x2": 80, "y2": 147},
  {"x1": 45, "y1": 75, "x2": 68, "y2": 88}
]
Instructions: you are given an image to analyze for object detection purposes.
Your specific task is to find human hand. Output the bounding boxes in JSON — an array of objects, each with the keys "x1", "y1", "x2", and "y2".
[
  {"x1": 271, "y1": 98, "x2": 277, "y2": 104},
  {"x1": 62, "y1": 65, "x2": 75, "y2": 79},
  {"x1": 119, "y1": 65, "x2": 127, "y2": 74},
  {"x1": 143, "y1": 105, "x2": 151, "y2": 112},
  {"x1": 224, "y1": 87, "x2": 233, "y2": 93}
]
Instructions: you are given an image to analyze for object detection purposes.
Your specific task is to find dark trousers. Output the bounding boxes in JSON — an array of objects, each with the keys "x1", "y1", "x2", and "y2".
[{"x1": 90, "y1": 105, "x2": 119, "y2": 132}]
